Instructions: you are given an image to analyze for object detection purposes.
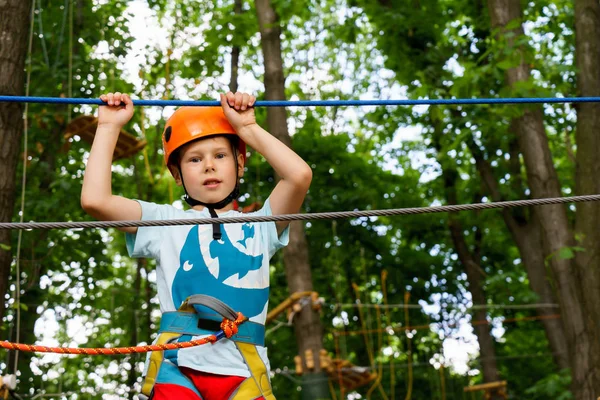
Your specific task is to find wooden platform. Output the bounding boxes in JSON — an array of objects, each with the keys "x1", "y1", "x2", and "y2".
[
  {"x1": 65, "y1": 115, "x2": 146, "y2": 161},
  {"x1": 294, "y1": 350, "x2": 377, "y2": 392},
  {"x1": 325, "y1": 357, "x2": 378, "y2": 391},
  {"x1": 266, "y1": 291, "x2": 320, "y2": 324},
  {"x1": 464, "y1": 380, "x2": 507, "y2": 399}
]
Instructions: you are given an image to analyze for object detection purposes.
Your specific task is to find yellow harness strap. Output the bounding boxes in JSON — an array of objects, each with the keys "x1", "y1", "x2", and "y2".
[
  {"x1": 142, "y1": 303, "x2": 194, "y2": 397},
  {"x1": 231, "y1": 342, "x2": 276, "y2": 400},
  {"x1": 141, "y1": 331, "x2": 182, "y2": 396}
]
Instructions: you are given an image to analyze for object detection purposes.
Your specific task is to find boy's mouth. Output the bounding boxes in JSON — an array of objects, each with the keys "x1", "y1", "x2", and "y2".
[{"x1": 203, "y1": 178, "x2": 222, "y2": 188}]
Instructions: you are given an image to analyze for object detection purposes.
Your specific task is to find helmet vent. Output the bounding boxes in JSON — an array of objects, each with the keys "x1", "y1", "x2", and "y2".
[{"x1": 164, "y1": 126, "x2": 172, "y2": 142}]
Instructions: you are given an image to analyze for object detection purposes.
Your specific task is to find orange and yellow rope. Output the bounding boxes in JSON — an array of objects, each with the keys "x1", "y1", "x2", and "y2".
[{"x1": 0, "y1": 312, "x2": 245, "y2": 356}]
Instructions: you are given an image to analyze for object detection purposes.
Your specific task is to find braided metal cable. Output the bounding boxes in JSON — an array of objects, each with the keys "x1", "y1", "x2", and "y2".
[
  {"x1": 326, "y1": 302, "x2": 560, "y2": 310},
  {"x1": 1, "y1": 194, "x2": 599, "y2": 230}
]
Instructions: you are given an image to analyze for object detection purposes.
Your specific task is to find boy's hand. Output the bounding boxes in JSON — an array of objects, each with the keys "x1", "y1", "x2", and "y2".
[
  {"x1": 98, "y1": 92, "x2": 134, "y2": 129},
  {"x1": 220, "y1": 92, "x2": 257, "y2": 134}
]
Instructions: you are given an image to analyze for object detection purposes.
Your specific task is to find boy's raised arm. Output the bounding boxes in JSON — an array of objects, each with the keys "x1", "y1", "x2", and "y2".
[
  {"x1": 221, "y1": 92, "x2": 312, "y2": 234},
  {"x1": 81, "y1": 93, "x2": 141, "y2": 233}
]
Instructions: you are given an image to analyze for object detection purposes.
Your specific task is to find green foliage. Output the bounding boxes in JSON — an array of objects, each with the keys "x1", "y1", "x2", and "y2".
[
  {"x1": 525, "y1": 369, "x2": 572, "y2": 400},
  {"x1": 1, "y1": 0, "x2": 583, "y2": 398}
]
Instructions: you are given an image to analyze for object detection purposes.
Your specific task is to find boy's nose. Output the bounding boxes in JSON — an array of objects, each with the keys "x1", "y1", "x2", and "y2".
[{"x1": 204, "y1": 159, "x2": 216, "y2": 172}]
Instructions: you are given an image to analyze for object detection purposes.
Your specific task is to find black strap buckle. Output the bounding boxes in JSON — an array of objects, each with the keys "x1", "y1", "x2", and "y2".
[
  {"x1": 197, "y1": 318, "x2": 222, "y2": 332},
  {"x1": 208, "y1": 208, "x2": 222, "y2": 240}
]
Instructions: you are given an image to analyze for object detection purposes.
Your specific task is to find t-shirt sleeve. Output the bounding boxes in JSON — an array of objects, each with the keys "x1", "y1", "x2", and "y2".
[
  {"x1": 254, "y1": 197, "x2": 290, "y2": 257},
  {"x1": 125, "y1": 200, "x2": 168, "y2": 259}
]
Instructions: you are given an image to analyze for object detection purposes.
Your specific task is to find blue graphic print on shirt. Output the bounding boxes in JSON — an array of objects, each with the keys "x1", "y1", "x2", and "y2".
[
  {"x1": 171, "y1": 224, "x2": 269, "y2": 319},
  {"x1": 238, "y1": 224, "x2": 254, "y2": 248}
]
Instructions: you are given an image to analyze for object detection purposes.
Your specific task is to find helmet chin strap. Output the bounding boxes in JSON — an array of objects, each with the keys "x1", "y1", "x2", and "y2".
[
  {"x1": 176, "y1": 152, "x2": 241, "y2": 240},
  {"x1": 182, "y1": 184, "x2": 240, "y2": 210},
  {"x1": 181, "y1": 180, "x2": 240, "y2": 241}
]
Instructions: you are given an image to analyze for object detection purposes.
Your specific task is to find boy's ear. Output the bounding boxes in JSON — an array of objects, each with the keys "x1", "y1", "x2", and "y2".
[
  {"x1": 237, "y1": 153, "x2": 245, "y2": 178},
  {"x1": 168, "y1": 164, "x2": 183, "y2": 186}
]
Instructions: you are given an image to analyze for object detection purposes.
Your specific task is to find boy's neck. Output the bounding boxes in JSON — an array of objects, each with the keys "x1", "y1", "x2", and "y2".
[{"x1": 191, "y1": 203, "x2": 235, "y2": 214}]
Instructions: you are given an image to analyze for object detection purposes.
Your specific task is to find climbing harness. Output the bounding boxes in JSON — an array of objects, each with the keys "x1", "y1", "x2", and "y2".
[{"x1": 141, "y1": 295, "x2": 274, "y2": 400}]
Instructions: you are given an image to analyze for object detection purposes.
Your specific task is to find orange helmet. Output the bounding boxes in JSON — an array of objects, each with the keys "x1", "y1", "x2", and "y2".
[{"x1": 162, "y1": 107, "x2": 246, "y2": 165}]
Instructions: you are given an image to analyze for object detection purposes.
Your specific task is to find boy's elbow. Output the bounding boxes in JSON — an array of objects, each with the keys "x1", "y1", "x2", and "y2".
[
  {"x1": 81, "y1": 195, "x2": 94, "y2": 214},
  {"x1": 304, "y1": 164, "x2": 313, "y2": 183},
  {"x1": 282, "y1": 163, "x2": 312, "y2": 191},
  {"x1": 297, "y1": 164, "x2": 312, "y2": 190},
  {"x1": 81, "y1": 193, "x2": 101, "y2": 216}
]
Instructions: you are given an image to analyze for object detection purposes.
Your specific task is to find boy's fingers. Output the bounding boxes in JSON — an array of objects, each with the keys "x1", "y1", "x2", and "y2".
[
  {"x1": 107, "y1": 93, "x2": 114, "y2": 105},
  {"x1": 114, "y1": 92, "x2": 122, "y2": 106},
  {"x1": 220, "y1": 93, "x2": 231, "y2": 110},
  {"x1": 241, "y1": 93, "x2": 250, "y2": 110},
  {"x1": 234, "y1": 92, "x2": 243, "y2": 109},
  {"x1": 124, "y1": 95, "x2": 134, "y2": 111},
  {"x1": 249, "y1": 96, "x2": 256, "y2": 106},
  {"x1": 226, "y1": 91, "x2": 236, "y2": 107}
]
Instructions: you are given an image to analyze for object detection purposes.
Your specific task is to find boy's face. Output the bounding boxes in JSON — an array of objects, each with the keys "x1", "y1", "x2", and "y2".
[{"x1": 170, "y1": 136, "x2": 245, "y2": 206}]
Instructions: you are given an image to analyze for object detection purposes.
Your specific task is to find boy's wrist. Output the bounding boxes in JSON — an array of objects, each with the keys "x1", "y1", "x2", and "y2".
[
  {"x1": 97, "y1": 122, "x2": 123, "y2": 133},
  {"x1": 236, "y1": 123, "x2": 260, "y2": 138}
]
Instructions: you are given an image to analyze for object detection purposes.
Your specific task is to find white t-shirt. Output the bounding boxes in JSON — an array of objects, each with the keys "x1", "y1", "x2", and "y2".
[{"x1": 126, "y1": 198, "x2": 289, "y2": 377}]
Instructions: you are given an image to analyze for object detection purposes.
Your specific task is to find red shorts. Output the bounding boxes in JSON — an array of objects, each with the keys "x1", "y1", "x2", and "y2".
[{"x1": 151, "y1": 366, "x2": 266, "y2": 400}]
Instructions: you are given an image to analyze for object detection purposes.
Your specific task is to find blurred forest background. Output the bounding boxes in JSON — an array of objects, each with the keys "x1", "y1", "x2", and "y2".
[{"x1": 1, "y1": 0, "x2": 600, "y2": 399}]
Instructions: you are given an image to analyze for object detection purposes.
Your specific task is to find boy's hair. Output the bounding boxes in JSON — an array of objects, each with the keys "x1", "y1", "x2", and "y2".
[{"x1": 169, "y1": 134, "x2": 241, "y2": 167}]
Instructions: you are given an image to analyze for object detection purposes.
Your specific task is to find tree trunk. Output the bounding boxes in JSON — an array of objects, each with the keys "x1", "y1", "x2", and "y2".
[
  {"x1": 510, "y1": 216, "x2": 570, "y2": 369},
  {"x1": 488, "y1": 1, "x2": 600, "y2": 397},
  {"x1": 574, "y1": 0, "x2": 600, "y2": 383},
  {"x1": 466, "y1": 134, "x2": 570, "y2": 370},
  {"x1": 229, "y1": 0, "x2": 242, "y2": 93},
  {"x1": 0, "y1": 0, "x2": 31, "y2": 325},
  {"x1": 254, "y1": 1, "x2": 329, "y2": 398}
]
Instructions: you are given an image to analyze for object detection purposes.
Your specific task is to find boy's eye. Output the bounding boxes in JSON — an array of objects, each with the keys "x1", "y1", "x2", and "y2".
[
  {"x1": 190, "y1": 157, "x2": 201, "y2": 163},
  {"x1": 216, "y1": 153, "x2": 226, "y2": 159}
]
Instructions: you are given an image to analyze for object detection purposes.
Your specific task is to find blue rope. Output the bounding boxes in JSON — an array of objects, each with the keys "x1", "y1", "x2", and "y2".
[{"x1": 1, "y1": 95, "x2": 600, "y2": 107}]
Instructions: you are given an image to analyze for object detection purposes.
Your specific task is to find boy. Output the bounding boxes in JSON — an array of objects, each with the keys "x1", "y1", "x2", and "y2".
[{"x1": 81, "y1": 91, "x2": 312, "y2": 400}]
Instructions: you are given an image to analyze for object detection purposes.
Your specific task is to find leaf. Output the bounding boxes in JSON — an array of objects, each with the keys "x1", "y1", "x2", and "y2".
[
  {"x1": 497, "y1": 59, "x2": 515, "y2": 70},
  {"x1": 10, "y1": 302, "x2": 28, "y2": 312},
  {"x1": 0, "y1": 243, "x2": 10, "y2": 251},
  {"x1": 558, "y1": 247, "x2": 574, "y2": 260}
]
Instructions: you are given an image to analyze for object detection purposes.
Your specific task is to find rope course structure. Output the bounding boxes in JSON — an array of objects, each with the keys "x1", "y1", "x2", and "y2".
[
  {"x1": 319, "y1": 264, "x2": 566, "y2": 399},
  {"x1": 331, "y1": 313, "x2": 561, "y2": 337},
  {"x1": 325, "y1": 302, "x2": 560, "y2": 310},
  {"x1": 1, "y1": 194, "x2": 600, "y2": 230},
  {"x1": 265, "y1": 293, "x2": 562, "y2": 396},
  {"x1": 0, "y1": 313, "x2": 245, "y2": 355},
  {"x1": 64, "y1": 115, "x2": 147, "y2": 160},
  {"x1": 464, "y1": 380, "x2": 508, "y2": 400},
  {"x1": 1, "y1": 94, "x2": 596, "y2": 399},
  {"x1": 3, "y1": 95, "x2": 600, "y2": 107}
]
